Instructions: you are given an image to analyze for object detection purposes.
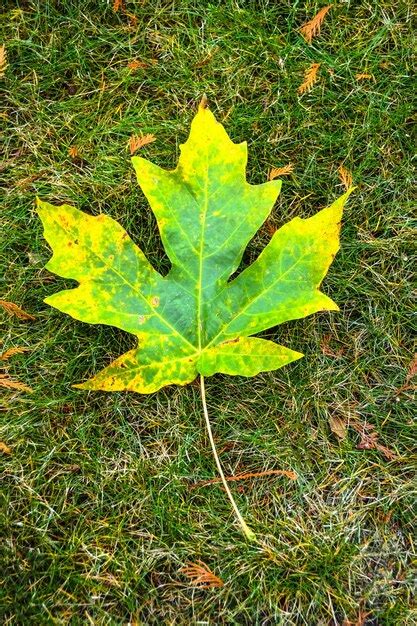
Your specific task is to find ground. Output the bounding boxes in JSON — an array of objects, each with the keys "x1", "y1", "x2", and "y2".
[{"x1": 1, "y1": 1, "x2": 415, "y2": 624}]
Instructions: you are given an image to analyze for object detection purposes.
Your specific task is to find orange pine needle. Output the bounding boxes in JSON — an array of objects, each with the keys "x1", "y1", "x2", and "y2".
[
  {"x1": 193, "y1": 469, "x2": 297, "y2": 488},
  {"x1": 0, "y1": 44, "x2": 8, "y2": 78},
  {"x1": 268, "y1": 163, "x2": 294, "y2": 180},
  {"x1": 0, "y1": 347, "x2": 30, "y2": 361},
  {"x1": 0, "y1": 374, "x2": 33, "y2": 393},
  {"x1": 297, "y1": 63, "x2": 321, "y2": 95},
  {"x1": 129, "y1": 133, "x2": 156, "y2": 155},
  {"x1": 113, "y1": 0, "x2": 124, "y2": 12},
  {"x1": 0, "y1": 300, "x2": 35, "y2": 320},
  {"x1": 179, "y1": 561, "x2": 224, "y2": 588},
  {"x1": 338, "y1": 165, "x2": 353, "y2": 190},
  {"x1": 300, "y1": 5, "x2": 332, "y2": 44}
]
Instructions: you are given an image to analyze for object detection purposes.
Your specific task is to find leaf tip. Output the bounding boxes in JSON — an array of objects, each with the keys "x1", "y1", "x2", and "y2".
[
  {"x1": 199, "y1": 93, "x2": 208, "y2": 110},
  {"x1": 72, "y1": 382, "x2": 87, "y2": 390},
  {"x1": 35, "y1": 196, "x2": 45, "y2": 213},
  {"x1": 344, "y1": 185, "x2": 356, "y2": 199}
]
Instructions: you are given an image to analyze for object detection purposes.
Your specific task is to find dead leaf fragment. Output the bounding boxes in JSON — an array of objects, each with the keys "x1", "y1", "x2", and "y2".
[
  {"x1": 350, "y1": 420, "x2": 398, "y2": 461},
  {"x1": 329, "y1": 415, "x2": 347, "y2": 440},
  {"x1": 298, "y1": 63, "x2": 320, "y2": 95},
  {"x1": 321, "y1": 333, "x2": 345, "y2": 357},
  {"x1": 396, "y1": 354, "x2": 417, "y2": 393},
  {"x1": 179, "y1": 560, "x2": 224, "y2": 588},
  {"x1": 264, "y1": 220, "x2": 277, "y2": 236},
  {"x1": 125, "y1": 12, "x2": 138, "y2": 28},
  {"x1": 0, "y1": 373, "x2": 33, "y2": 393},
  {"x1": 355, "y1": 73, "x2": 373, "y2": 81},
  {"x1": 0, "y1": 300, "x2": 35, "y2": 321},
  {"x1": 113, "y1": 0, "x2": 124, "y2": 11},
  {"x1": 127, "y1": 59, "x2": 149, "y2": 71},
  {"x1": 405, "y1": 354, "x2": 417, "y2": 382},
  {"x1": 194, "y1": 48, "x2": 218, "y2": 68},
  {"x1": 0, "y1": 441, "x2": 12, "y2": 454},
  {"x1": 15, "y1": 171, "x2": 46, "y2": 189},
  {"x1": 0, "y1": 44, "x2": 8, "y2": 78},
  {"x1": 0, "y1": 347, "x2": 30, "y2": 361},
  {"x1": 300, "y1": 5, "x2": 332, "y2": 44},
  {"x1": 342, "y1": 609, "x2": 371, "y2": 626},
  {"x1": 68, "y1": 146, "x2": 79, "y2": 159},
  {"x1": 338, "y1": 165, "x2": 353, "y2": 190},
  {"x1": 268, "y1": 163, "x2": 294, "y2": 180},
  {"x1": 129, "y1": 133, "x2": 156, "y2": 155}
]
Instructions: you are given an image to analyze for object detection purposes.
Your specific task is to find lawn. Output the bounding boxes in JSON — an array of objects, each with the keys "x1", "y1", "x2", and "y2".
[{"x1": 1, "y1": 1, "x2": 415, "y2": 624}]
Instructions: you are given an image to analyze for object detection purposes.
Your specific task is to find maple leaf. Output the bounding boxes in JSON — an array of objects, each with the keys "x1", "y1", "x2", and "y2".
[
  {"x1": 37, "y1": 102, "x2": 353, "y2": 395},
  {"x1": 37, "y1": 101, "x2": 353, "y2": 541}
]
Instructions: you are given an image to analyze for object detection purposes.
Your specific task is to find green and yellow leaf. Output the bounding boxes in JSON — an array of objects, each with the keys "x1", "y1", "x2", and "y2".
[{"x1": 37, "y1": 102, "x2": 353, "y2": 393}]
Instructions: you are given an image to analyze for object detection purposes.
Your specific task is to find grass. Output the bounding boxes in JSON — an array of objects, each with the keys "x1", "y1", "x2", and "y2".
[{"x1": 1, "y1": 0, "x2": 416, "y2": 623}]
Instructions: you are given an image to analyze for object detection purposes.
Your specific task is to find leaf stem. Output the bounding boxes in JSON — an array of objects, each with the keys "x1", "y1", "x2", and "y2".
[{"x1": 199, "y1": 374, "x2": 256, "y2": 541}]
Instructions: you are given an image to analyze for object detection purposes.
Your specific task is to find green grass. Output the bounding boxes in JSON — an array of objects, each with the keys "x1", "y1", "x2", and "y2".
[{"x1": 1, "y1": 0, "x2": 416, "y2": 623}]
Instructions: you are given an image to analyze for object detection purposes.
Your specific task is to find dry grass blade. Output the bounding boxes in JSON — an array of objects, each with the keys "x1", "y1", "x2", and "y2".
[
  {"x1": 179, "y1": 560, "x2": 224, "y2": 588},
  {"x1": 0, "y1": 441, "x2": 12, "y2": 454},
  {"x1": 297, "y1": 63, "x2": 320, "y2": 95},
  {"x1": 338, "y1": 165, "x2": 353, "y2": 190},
  {"x1": 268, "y1": 163, "x2": 294, "y2": 180},
  {"x1": 355, "y1": 73, "x2": 373, "y2": 80},
  {"x1": 0, "y1": 347, "x2": 30, "y2": 361},
  {"x1": 0, "y1": 373, "x2": 33, "y2": 393},
  {"x1": 0, "y1": 300, "x2": 35, "y2": 320},
  {"x1": 300, "y1": 5, "x2": 332, "y2": 44},
  {"x1": 129, "y1": 133, "x2": 156, "y2": 155},
  {"x1": 193, "y1": 469, "x2": 297, "y2": 489},
  {"x1": 0, "y1": 44, "x2": 8, "y2": 78}
]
